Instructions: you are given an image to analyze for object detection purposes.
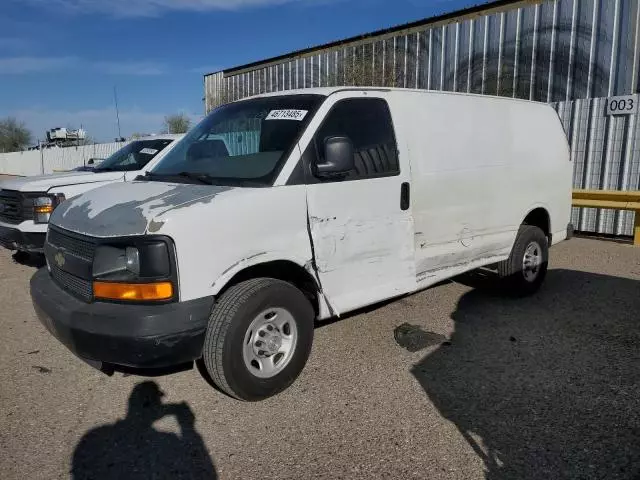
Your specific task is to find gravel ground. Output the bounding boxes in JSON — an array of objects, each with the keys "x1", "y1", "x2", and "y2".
[{"x1": 0, "y1": 237, "x2": 638, "y2": 480}]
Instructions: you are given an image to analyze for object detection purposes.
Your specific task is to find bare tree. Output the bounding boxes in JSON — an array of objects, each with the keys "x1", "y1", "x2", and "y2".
[
  {"x1": 163, "y1": 113, "x2": 192, "y2": 134},
  {"x1": 0, "y1": 117, "x2": 32, "y2": 152}
]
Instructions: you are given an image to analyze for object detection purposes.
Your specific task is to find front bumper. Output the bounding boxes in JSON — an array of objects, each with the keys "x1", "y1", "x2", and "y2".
[
  {"x1": 30, "y1": 268, "x2": 214, "y2": 370},
  {"x1": 0, "y1": 225, "x2": 45, "y2": 253}
]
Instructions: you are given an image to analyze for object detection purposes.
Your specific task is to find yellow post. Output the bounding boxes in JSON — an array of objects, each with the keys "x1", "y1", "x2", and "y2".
[{"x1": 634, "y1": 211, "x2": 640, "y2": 246}]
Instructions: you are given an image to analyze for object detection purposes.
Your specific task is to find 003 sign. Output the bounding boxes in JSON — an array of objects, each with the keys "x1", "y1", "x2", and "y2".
[{"x1": 606, "y1": 95, "x2": 638, "y2": 116}]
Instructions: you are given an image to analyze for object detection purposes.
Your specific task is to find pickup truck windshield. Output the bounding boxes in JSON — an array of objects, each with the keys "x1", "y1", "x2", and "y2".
[
  {"x1": 94, "y1": 139, "x2": 174, "y2": 172},
  {"x1": 150, "y1": 95, "x2": 323, "y2": 186}
]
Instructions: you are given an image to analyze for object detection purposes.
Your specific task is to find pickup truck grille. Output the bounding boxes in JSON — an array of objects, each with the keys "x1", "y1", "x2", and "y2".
[
  {"x1": 0, "y1": 190, "x2": 24, "y2": 224},
  {"x1": 45, "y1": 226, "x2": 96, "y2": 301}
]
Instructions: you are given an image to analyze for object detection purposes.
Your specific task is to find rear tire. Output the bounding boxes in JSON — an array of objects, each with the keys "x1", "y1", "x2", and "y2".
[
  {"x1": 201, "y1": 278, "x2": 314, "y2": 401},
  {"x1": 498, "y1": 225, "x2": 548, "y2": 296}
]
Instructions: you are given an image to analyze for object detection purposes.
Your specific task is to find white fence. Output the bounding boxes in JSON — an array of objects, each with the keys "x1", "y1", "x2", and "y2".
[{"x1": 0, "y1": 142, "x2": 129, "y2": 176}]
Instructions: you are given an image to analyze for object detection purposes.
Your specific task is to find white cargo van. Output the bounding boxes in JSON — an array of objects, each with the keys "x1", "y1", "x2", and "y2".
[
  {"x1": 31, "y1": 88, "x2": 572, "y2": 401},
  {"x1": 0, "y1": 134, "x2": 184, "y2": 255}
]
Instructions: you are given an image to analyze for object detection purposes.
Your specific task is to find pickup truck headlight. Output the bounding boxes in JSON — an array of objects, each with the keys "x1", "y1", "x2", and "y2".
[
  {"x1": 92, "y1": 240, "x2": 175, "y2": 302},
  {"x1": 31, "y1": 194, "x2": 65, "y2": 224}
]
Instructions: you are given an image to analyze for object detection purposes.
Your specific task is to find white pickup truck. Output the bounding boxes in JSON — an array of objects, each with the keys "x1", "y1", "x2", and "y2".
[{"x1": 0, "y1": 134, "x2": 184, "y2": 254}]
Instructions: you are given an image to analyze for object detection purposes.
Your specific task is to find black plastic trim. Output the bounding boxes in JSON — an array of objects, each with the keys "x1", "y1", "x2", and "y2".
[
  {"x1": 400, "y1": 182, "x2": 410, "y2": 210},
  {"x1": 30, "y1": 268, "x2": 214, "y2": 369}
]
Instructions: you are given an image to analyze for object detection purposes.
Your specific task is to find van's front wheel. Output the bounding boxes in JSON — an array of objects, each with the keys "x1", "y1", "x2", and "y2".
[
  {"x1": 202, "y1": 278, "x2": 314, "y2": 401},
  {"x1": 498, "y1": 225, "x2": 549, "y2": 296}
]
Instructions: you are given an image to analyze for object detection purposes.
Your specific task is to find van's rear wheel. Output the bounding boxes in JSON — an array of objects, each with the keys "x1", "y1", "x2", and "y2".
[
  {"x1": 498, "y1": 225, "x2": 548, "y2": 296},
  {"x1": 201, "y1": 278, "x2": 314, "y2": 401}
]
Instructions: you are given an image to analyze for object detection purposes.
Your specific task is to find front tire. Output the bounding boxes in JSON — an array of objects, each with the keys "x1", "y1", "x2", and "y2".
[
  {"x1": 202, "y1": 278, "x2": 314, "y2": 401},
  {"x1": 498, "y1": 225, "x2": 549, "y2": 296}
]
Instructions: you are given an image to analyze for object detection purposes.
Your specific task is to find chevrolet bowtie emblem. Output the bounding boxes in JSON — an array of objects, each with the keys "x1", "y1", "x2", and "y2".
[{"x1": 54, "y1": 251, "x2": 65, "y2": 268}]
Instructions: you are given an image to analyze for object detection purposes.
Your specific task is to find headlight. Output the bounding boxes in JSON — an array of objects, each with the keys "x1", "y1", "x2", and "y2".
[
  {"x1": 92, "y1": 241, "x2": 174, "y2": 302},
  {"x1": 31, "y1": 194, "x2": 65, "y2": 224},
  {"x1": 93, "y1": 246, "x2": 141, "y2": 280}
]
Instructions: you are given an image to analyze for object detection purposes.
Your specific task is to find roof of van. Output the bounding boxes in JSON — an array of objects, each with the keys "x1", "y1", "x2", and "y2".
[
  {"x1": 238, "y1": 87, "x2": 549, "y2": 106},
  {"x1": 137, "y1": 134, "x2": 185, "y2": 141}
]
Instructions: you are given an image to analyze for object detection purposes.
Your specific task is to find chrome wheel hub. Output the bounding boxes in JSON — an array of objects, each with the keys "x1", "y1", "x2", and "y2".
[
  {"x1": 243, "y1": 308, "x2": 297, "y2": 379},
  {"x1": 522, "y1": 241, "x2": 542, "y2": 282},
  {"x1": 255, "y1": 324, "x2": 282, "y2": 356}
]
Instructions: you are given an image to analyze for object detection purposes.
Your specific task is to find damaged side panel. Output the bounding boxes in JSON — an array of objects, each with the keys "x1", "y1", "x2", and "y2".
[
  {"x1": 168, "y1": 184, "x2": 316, "y2": 304},
  {"x1": 305, "y1": 176, "x2": 416, "y2": 315}
]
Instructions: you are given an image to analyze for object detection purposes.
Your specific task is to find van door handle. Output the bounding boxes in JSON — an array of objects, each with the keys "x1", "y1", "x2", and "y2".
[{"x1": 400, "y1": 182, "x2": 410, "y2": 211}]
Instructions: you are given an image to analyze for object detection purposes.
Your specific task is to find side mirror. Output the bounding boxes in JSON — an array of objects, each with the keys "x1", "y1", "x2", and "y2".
[{"x1": 316, "y1": 136, "x2": 355, "y2": 177}]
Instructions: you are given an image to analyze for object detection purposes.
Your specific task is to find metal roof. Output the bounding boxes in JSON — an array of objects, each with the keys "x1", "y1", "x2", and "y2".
[{"x1": 207, "y1": 0, "x2": 541, "y2": 77}]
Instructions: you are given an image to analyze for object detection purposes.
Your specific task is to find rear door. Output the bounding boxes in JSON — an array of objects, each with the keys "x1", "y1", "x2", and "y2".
[{"x1": 303, "y1": 93, "x2": 416, "y2": 315}]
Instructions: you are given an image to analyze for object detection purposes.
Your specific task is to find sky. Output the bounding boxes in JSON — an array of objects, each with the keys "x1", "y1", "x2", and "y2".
[{"x1": 0, "y1": 0, "x2": 485, "y2": 143}]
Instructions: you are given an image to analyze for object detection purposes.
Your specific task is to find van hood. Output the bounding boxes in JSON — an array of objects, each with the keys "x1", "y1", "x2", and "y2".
[
  {"x1": 0, "y1": 171, "x2": 124, "y2": 193},
  {"x1": 50, "y1": 181, "x2": 234, "y2": 238}
]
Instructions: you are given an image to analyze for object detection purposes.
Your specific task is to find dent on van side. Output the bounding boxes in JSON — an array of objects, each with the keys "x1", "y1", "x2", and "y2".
[{"x1": 30, "y1": 88, "x2": 572, "y2": 401}]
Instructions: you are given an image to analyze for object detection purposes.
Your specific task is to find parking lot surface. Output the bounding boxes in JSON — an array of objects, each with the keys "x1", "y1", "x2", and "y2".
[{"x1": 1, "y1": 237, "x2": 639, "y2": 479}]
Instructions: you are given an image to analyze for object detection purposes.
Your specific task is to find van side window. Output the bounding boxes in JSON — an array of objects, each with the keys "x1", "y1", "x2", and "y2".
[{"x1": 314, "y1": 98, "x2": 399, "y2": 180}]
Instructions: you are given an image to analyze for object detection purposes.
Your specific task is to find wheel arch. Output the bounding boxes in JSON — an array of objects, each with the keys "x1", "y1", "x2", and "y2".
[
  {"x1": 212, "y1": 257, "x2": 325, "y2": 318},
  {"x1": 521, "y1": 206, "x2": 551, "y2": 242}
]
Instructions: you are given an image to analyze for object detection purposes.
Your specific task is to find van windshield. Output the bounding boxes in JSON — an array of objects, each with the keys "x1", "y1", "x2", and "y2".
[
  {"x1": 94, "y1": 139, "x2": 174, "y2": 172},
  {"x1": 150, "y1": 95, "x2": 323, "y2": 186}
]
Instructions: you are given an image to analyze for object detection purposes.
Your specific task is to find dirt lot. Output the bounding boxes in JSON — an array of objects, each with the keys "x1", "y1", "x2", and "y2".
[{"x1": 0, "y1": 237, "x2": 639, "y2": 480}]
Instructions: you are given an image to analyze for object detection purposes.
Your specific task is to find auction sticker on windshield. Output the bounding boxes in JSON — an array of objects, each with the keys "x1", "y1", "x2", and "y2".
[
  {"x1": 266, "y1": 109, "x2": 308, "y2": 121},
  {"x1": 140, "y1": 148, "x2": 159, "y2": 155}
]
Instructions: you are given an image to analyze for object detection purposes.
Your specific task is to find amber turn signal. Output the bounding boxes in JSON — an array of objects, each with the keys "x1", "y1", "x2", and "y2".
[
  {"x1": 34, "y1": 205, "x2": 54, "y2": 214},
  {"x1": 93, "y1": 281, "x2": 173, "y2": 301}
]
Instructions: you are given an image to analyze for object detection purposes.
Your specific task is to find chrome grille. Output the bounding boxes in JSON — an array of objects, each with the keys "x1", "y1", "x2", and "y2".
[
  {"x1": 49, "y1": 263, "x2": 93, "y2": 301},
  {"x1": 47, "y1": 227, "x2": 96, "y2": 261},
  {"x1": 0, "y1": 190, "x2": 23, "y2": 224}
]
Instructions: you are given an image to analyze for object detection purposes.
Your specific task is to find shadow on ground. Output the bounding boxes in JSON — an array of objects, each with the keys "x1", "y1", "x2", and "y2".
[
  {"x1": 11, "y1": 251, "x2": 46, "y2": 268},
  {"x1": 72, "y1": 381, "x2": 217, "y2": 479},
  {"x1": 413, "y1": 269, "x2": 640, "y2": 480}
]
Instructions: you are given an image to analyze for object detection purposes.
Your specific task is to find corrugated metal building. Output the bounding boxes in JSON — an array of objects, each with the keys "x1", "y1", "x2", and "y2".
[{"x1": 204, "y1": 0, "x2": 640, "y2": 237}]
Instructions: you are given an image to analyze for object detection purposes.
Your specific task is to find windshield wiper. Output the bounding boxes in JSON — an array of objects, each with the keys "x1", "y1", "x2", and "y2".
[
  {"x1": 176, "y1": 172, "x2": 215, "y2": 185},
  {"x1": 137, "y1": 171, "x2": 217, "y2": 185},
  {"x1": 134, "y1": 171, "x2": 161, "y2": 181}
]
